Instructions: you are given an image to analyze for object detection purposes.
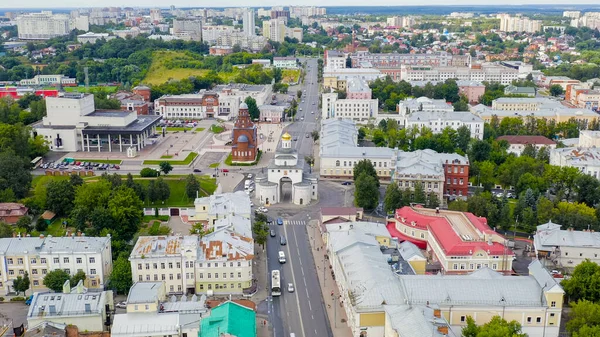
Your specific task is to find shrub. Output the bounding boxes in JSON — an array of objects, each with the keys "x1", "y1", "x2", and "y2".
[
  {"x1": 10, "y1": 296, "x2": 26, "y2": 301},
  {"x1": 0, "y1": 297, "x2": 4, "y2": 302},
  {"x1": 140, "y1": 167, "x2": 160, "y2": 177}
]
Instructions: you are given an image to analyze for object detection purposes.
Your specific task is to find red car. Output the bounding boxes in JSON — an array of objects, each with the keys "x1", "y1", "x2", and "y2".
[{"x1": 222, "y1": 169, "x2": 229, "y2": 173}]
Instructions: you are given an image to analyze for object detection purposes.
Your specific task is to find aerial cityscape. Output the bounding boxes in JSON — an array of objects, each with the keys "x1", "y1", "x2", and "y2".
[{"x1": 1, "y1": 3, "x2": 600, "y2": 337}]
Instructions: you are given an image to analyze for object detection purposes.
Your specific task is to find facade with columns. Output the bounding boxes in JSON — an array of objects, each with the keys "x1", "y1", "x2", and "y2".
[
  {"x1": 255, "y1": 132, "x2": 318, "y2": 205},
  {"x1": 32, "y1": 93, "x2": 161, "y2": 152}
]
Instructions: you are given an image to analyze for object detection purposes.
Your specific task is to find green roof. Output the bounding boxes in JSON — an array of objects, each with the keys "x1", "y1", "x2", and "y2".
[{"x1": 199, "y1": 301, "x2": 256, "y2": 337}]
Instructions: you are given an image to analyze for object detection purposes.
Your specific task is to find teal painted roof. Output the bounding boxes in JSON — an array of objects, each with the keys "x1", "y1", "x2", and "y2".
[{"x1": 200, "y1": 302, "x2": 256, "y2": 337}]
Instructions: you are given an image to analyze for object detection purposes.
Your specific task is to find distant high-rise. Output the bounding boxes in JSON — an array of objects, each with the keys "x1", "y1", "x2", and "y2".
[
  {"x1": 243, "y1": 8, "x2": 255, "y2": 37},
  {"x1": 150, "y1": 8, "x2": 162, "y2": 23},
  {"x1": 16, "y1": 11, "x2": 84, "y2": 40},
  {"x1": 497, "y1": 14, "x2": 541, "y2": 33},
  {"x1": 262, "y1": 18, "x2": 286, "y2": 43},
  {"x1": 173, "y1": 18, "x2": 202, "y2": 42}
]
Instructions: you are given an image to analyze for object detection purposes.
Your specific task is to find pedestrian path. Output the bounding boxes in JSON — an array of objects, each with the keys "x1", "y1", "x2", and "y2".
[{"x1": 284, "y1": 220, "x2": 306, "y2": 226}]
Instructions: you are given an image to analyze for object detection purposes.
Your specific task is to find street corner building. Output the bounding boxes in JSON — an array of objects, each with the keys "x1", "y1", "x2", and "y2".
[
  {"x1": 31, "y1": 93, "x2": 161, "y2": 152},
  {"x1": 255, "y1": 132, "x2": 318, "y2": 206},
  {"x1": 231, "y1": 102, "x2": 258, "y2": 163}
]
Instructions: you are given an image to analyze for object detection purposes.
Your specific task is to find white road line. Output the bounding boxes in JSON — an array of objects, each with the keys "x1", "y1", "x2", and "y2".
[
  {"x1": 301, "y1": 267, "x2": 305, "y2": 277},
  {"x1": 311, "y1": 314, "x2": 314, "y2": 320},
  {"x1": 306, "y1": 288, "x2": 309, "y2": 297},
  {"x1": 309, "y1": 301, "x2": 312, "y2": 311},
  {"x1": 283, "y1": 222, "x2": 307, "y2": 337}
]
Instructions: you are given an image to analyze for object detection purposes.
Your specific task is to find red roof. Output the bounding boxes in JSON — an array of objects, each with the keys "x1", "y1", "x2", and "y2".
[
  {"x1": 393, "y1": 207, "x2": 511, "y2": 256},
  {"x1": 386, "y1": 222, "x2": 427, "y2": 249},
  {"x1": 497, "y1": 135, "x2": 556, "y2": 146}
]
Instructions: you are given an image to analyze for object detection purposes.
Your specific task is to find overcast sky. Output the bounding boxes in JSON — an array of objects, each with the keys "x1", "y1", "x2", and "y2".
[{"x1": 3, "y1": 0, "x2": 600, "y2": 9}]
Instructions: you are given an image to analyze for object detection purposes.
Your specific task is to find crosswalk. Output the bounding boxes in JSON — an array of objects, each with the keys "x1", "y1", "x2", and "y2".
[{"x1": 284, "y1": 220, "x2": 307, "y2": 226}]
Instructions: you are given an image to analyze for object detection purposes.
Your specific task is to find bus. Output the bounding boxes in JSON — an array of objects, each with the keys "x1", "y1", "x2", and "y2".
[
  {"x1": 31, "y1": 157, "x2": 43, "y2": 169},
  {"x1": 271, "y1": 270, "x2": 281, "y2": 297}
]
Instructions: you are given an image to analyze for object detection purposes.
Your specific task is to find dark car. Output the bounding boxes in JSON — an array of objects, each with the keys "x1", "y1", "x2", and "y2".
[
  {"x1": 280, "y1": 236, "x2": 287, "y2": 245},
  {"x1": 270, "y1": 230, "x2": 276, "y2": 237},
  {"x1": 193, "y1": 168, "x2": 202, "y2": 173},
  {"x1": 341, "y1": 181, "x2": 352, "y2": 185},
  {"x1": 267, "y1": 218, "x2": 273, "y2": 225}
]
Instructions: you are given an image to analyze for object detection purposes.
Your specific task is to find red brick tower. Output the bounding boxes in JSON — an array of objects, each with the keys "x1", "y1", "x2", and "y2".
[{"x1": 231, "y1": 103, "x2": 258, "y2": 162}]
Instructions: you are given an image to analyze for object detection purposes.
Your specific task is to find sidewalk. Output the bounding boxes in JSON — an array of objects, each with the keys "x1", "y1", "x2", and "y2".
[{"x1": 306, "y1": 219, "x2": 352, "y2": 337}]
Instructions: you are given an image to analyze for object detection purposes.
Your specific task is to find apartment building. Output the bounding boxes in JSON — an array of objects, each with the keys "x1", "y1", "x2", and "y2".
[
  {"x1": 471, "y1": 97, "x2": 599, "y2": 125},
  {"x1": 77, "y1": 32, "x2": 115, "y2": 44},
  {"x1": 550, "y1": 147, "x2": 600, "y2": 179},
  {"x1": 321, "y1": 92, "x2": 378, "y2": 122},
  {"x1": 534, "y1": 221, "x2": 600, "y2": 271},
  {"x1": 456, "y1": 80, "x2": 486, "y2": 103},
  {"x1": 324, "y1": 50, "x2": 347, "y2": 70},
  {"x1": 391, "y1": 97, "x2": 484, "y2": 140},
  {"x1": 211, "y1": 83, "x2": 272, "y2": 120},
  {"x1": 398, "y1": 64, "x2": 522, "y2": 84},
  {"x1": 346, "y1": 77, "x2": 372, "y2": 99},
  {"x1": 574, "y1": 90, "x2": 600, "y2": 110},
  {"x1": 16, "y1": 12, "x2": 74, "y2": 40},
  {"x1": 20, "y1": 75, "x2": 76, "y2": 87},
  {"x1": 243, "y1": 8, "x2": 255, "y2": 36},
  {"x1": 394, "y1": 150, "x2": 470, "y2": 202},
  {"x1": 388, "y1": 206, "x2": 513, "y2": 274},
  {"x1": 154, "y1": 92, "x2": 218, "y2": 120},
  {"x1": 350, "y1": 51, "x2": 456, "y2": 68},
  {"x1": 172, "y1": 18, "x2": 202, "y2": 42},
  {"x1": 188, "y1": 191, "x2": 252, "y2": 228},
  {"x1": 216, "y1": 31, "x2": 268, "y2": 51},
  {"x1": 578, "y1": 130, "x2": 600, "y2": 148},
  {"x1": 289, "y1": 6, "x2": 326, "y2": 18},
  {"x1": 202, "y1": 25, "x2": 235, "y2": 44},
  {"x1": 498, "y1": 14, "x2": 542, "y2": 33},
  {"x1": 319, "y1": 119, "x2": 395, "y2": 181},
  {"x1": 323, "y1": 68, "x2": 385, "y2": 91},
  {"x1": 328, "y1": 222, "x2": 562, "y2": 337},
  {"x1": 497, "y1": 135, "x2": 557, "y2": 156},
  {"x1": 262, "y1": 18, "x2": 286, "y2": 42},
  {"x1": 0, "y1": 235, "x2": 112, "y2": 296}
]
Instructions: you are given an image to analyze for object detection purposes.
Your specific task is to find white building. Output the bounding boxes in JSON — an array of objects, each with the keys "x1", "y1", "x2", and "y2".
[
  {"x1": 172, "y1": 18, "x2": 202, "y2": 41},
  {"x1": 550, "y1": 146, "x2": 600, "y2": 179},
  {"x1": 19, "y1": 75, "x2": 76, "y2": 86},
  {"x1": 325, "y1": 50, "x2": 347, "y2": 71},
  {"x1": 273, "y1": 57, "x2": 297, "y2": 69},
  {"x1": 202, "y1": 25, "x2": 235, "y2": 44},
  {"x1": 243, "y1": 8, "x2": 255, "y2": 36},
  {"x1": 188, "y1": 191, "x2": 252, "y2": 229},
  {"x1": 496, "y1": 135, "x2": 557, "y2": 156},
  {"x1": 498, "y1": 14, "x2": 542, "y2": 33},
  {"x1": 319, "y1": 119, "x2": 395, "y2": 181},
  {"x1": 391, "y1": 97, "x2": 484, "y2": 140},
  {"x1": 534, "y1": 221, "x2": 600, "y2": 270},
  {"x1": 27, "y1": 286, "x2": 113, "y2": 333},
  {"x1": 262, "y1": 18, "x2": 286, "y2": 42},
  {"x1": 31, "y1": 93, "x2": 161, "y2": 152},
  {"x1": 149, "y1": 8, "x2": 162, "y2": 22},
  {"x1": 77, "y1": 32, "x2": 115, "y2": 44},
  {"x1": 399, "y1": 64, "x2": 523, "y2": 85},
  {"x1": 0, "y1": 235, "x2": 113, "y2": 296},
  {"x1": 154, "y1": 92, "x2": 219, "y2": 120},
  {"x1": 255, "y1": 133, "x2": 318, "y2": 205},
  {"x1": 16, "y1": 12, "x2": 72, "y2": 40},
  {"x1": 321, "y1": 92, "x2": 378, "y2": 123},
  {"x1": 216, "y1": 31, "x2": 268, "y2": 51},
  {"x1": 212, "y1": 84, "x2": 272, "y2": 120}
]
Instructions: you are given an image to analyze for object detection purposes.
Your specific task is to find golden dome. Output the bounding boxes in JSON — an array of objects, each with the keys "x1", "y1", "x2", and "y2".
[{"x1": 281, "y1": 132, "x2": 292, "y2": 141}]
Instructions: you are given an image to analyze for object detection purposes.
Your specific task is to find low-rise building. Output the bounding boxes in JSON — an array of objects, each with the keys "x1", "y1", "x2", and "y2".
[
  {"x1": 504, "y1": 85, "x2": 536, "y2": 97},
  {"x1": 456, "y1": 80, "x2": 486, "y2": 104},
  {"x1": 112, "y1": 91, "x2": 150, "y2": 115},
  {"x1": 209, "y1": 46, "x2": 233, "y2": 56},
  {"x1": 0, "y1": 202, "x2": 28, "y2": 224},
  {"x1": 346, "y1": 77, "x2": 372, "y2": 99},
  {"x1": 319, "y1": 119, "x2": 394, "y2": 180},
  {"x1": 574, "y1": 89, "x2": 600, "y2": 110},
  {"x1": 32, "y1": 93, "x2": 161, "y2": 152},
  {"x1": 321, "y1": 92, "x2": 378, "y2": 122},
  {"x1": 392, "y1": 97, "x2": 484, "y2": 140},
  {"x1": 273, "y1": 57, "x2": 297, "y2": 69},
  {"x1": 541, "y1": 76, "x2": 580, "y2": 90},
  {"x1": 199, "y1": 301, "x2": 256, "y2": 337},
  {"x1": 497, "y1": 135, "x2": 557, "y2": 155},
  {"x1": 154, "y1": 92, "x2": 219, "y2": 120},
  {"x1": 578, "y1": 130, "x2": 600, "y2": 147},
  {"x1": 323, "y1": 68, "x2": 384, "y2": 90},
  {"x1": 0, "y1": 235, "x2": 112, "y2": 296},
  {"x1": 211, "y1": 84, "x2": 273, "y2": 120},
  {"x1": 19, "y1": 75, "x2": 76, "y2": 87},
  {"x1": 258, "y1": 105, "x2": 285, "y2": 123},
  {"x1": 534, "y1": 221, "x2": 600, "y2": 270},
  {"x1": 397, "y1": 63, "x2": 523, "y2": 85},
  {"x1": 324, "y1": 50, "x2": 347, "y2": 70},
  {"x1": 550, "y1": 146, "x2": 600, "y2": 179},
  {"x1": 77, "y1": 32, "x2": 115, "y2": 44},
  {"x1": 27, "y1": 283, "x2": 113, "y2": 333}
]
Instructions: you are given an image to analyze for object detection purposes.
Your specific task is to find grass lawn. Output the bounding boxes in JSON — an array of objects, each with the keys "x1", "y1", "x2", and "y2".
[
  {"x1": 161, "y1": 155, "x2": 174, "y2": 159},
  {"x1": 282, "y1": 69, "x2": 301, "y2": 84},
  {"x1": 143, "y1": 50, "x2": 210, "y2": 85},
  {"x1": 196, "y1": 128, "x2": 206, "y2": 132},
  {"x1": 208, "y1": 162, "x2": 220, "y2": 168},
  {"x1": 142, "y1": 215, "x2": 170, "y2": 222},
  {"x1": 210, "y1": 124, "x2": 225, "y2": 133},
  {"x1": 224, "y1": 150, "x2": 261, "y2": 166},
  {"x1": 74, "y1": 159, "x2": 123, "y2": 164},
  {"x1": 166, "y1": 127, "x2": 192, "y2": 132},
  {"x1": 143, "y1": 152, "x2": 198, "y2": 165},
  {"x1": 138, "y1": 176, "x2": 216, "y2": 207},
  {"x1": 46, "y1": 217, "x2": 74, "y2": 237},
  {"x1": 32, "y1": 174, "x2": 68, "y2": 188}
]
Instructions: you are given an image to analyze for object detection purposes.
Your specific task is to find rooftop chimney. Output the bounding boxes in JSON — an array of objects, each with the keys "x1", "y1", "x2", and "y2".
[{"x1": 437, "y1": 326, "x2": 449, "y2": 335}]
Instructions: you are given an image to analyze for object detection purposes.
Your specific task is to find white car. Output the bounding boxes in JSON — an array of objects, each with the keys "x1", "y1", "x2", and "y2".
[
  {"x1": 247, "y1": 174, "x2": 253, "y2": 179},
  {"x1": 116, "y1": 301, "x2": 127, "y2": 309},
  {"x1": 245, "y1": 190, "x2": 251, "y2": 195},
  {"x1": 288, "y1": 283, "x2": 295, "y2": 293},
  {"x1": 259, "y1": 206, "x2": 268, "y2": 213},
  {"x1": 311, "y1": 111, "x2": 314, "y2": 114}
]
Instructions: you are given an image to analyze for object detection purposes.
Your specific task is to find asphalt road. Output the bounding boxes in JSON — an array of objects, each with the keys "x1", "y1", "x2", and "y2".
[{"x1": 263, "y1": 58, "x2": 332, "y2": 337}]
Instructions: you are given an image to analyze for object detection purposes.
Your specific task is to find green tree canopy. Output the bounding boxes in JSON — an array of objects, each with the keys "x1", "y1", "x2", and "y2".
[
  {"x1": 43, "y1": 269, "x2": 71, "y2": 292},
  {"x1": 353, "y1": 159, "x2": 379, "y2": 188},
  {"x1": 462, "y1": 316, "x2": 527, "y2": 337},
  {"x1": 244, "y1": 96, "x2": 261, "y2": 120},
  {"x1": 562, "y1": 260, "x2": 600, "y2": 303},
  {"x1": 354, "y1": 172, "x2": 379, "y2": 210},
  {"x1": 185, "y1": 174, "x2": 200, "y2": 199},
  {"x1": 110, "y1": 253, "x2": 133, "y2": 294}
]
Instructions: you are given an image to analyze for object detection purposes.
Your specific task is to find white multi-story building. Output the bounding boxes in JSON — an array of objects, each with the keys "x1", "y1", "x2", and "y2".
[
  {"x1": 273, "y1": 57, "x2": 297, "y2": 69},
  {"x1": 534, "y1": 221, "x2": 600, "y2": 270},
  {"x1": 497, "y1": 14, "x2": 542, "y2": 33},
  {"x1": 202, "y1": 25, "x2": 235, "y2": 44},
  {"x1": 391, "y1": 97, "x2": 484, "y2": 140},
  {"x1": 19, "y1": 74, "x2": 76, "y2": 86},
  {"x1": 550, "y1": 147, "x2": 600, "y2": 179},
  {"x1": 399, "y1": 64, "x2": 522, "y2": 85},
  {"x1": 319, "y1": 119, "x2": 395, "y2": 181},
  {"x1": 172, "y1": 18, "x2": 202, "y2": 41},
  {"x1": 289, "y1": 6, "x2": 326, "y2": 18},
  {"x1": 77, "y1": 32, "x2": 115, "y2": 44},
  {"x1": 563, "y1": 11, "x2": 581, "y2": 19},
  {"x1": 149, "y1": 8, "x2": 162, "y2": 22},
  {"x1": 324, "y1": 50, "x2": 347, "y2": 71},
  {"x1": 16, "y1": 12, "x2": 72, "y2": 40},
  {"x1": 321, "y1": 92, "x2": 378, "y2": 122},
  {"x1": 243, "y1": 8, "x2": 255, "y2": 36},
  {"x1": 286, "y1": 27, "x2": 303, "y2": 42},
  {"x1": 217, "y1": 32, "x2": 268, "y2": 51},
  {"x1": 0, "y1": 235, "x2": 113, "y2": 296},
  {"x1": 262, "y1": 18, "x2": 286, "y2": 42}
]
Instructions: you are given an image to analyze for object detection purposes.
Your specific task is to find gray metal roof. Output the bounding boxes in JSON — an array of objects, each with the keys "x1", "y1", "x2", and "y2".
[
  {"x1": 82, "y1": 115, "x2": 161, "y2": 135},
  {"x1": 111, "y1": 312, "x2": 179, "y2": 337},
  {"x1": 534, "y1": 220, "x2": 600, "y2": 249},
  {"x1": 0, "y1": 236, "x2": 110, "y2": 256},
  {"x1": 28, "y1": 291, "x2": 107, "y2": 318},
  {"x1": 385, "y1": 305, "x2": 455, "y2": 337},
  {"x1": 194, "y1": 191, "x2": 252, "y2": 218},
  {"x1": 398, "y1": 241, "x2": 425, "y2": 261},
  {"x1": 127, "y1": 282, "x2": 163, "y2": 304},
  {"x1": 406, "y1": 110, "x2": 483, "y2": 123}
]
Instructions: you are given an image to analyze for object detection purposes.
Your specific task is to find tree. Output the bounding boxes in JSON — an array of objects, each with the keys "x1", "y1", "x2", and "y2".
[
  {"x1": 0, "y1": 151, "x2": 32, "y2": 199},
  {"x1": 43, "y1": 269, "x2": 71, "y2": 292},
  {"x1": 46, "y1": 180, "x2": 75, "y2": 216},
  {"x1": 69, "y1": 174, "x2": 84, "y2": 187},
  {"x1": 353, "y1": 159, "x2": 379, "y2": 187},
  {"x1": 549, "y1": 84, "x2": 564, "y2": 97},
  {"x1": 575, "y1": 174, "x2": 600, "y2": 207},
  {"x1": 456, "y1": 125, "x2": 471, "y2": 153},
  {"x1": 140, "y1": 167, "x2": 160, "y2": 177},
  {"x1": 124, "y1": 173, "x2": 146, "y2": 201},
  {"x1": 107, "y1": 186, "x2": 143, "y2": 241},
  {"x1": 462, "y1": 315, "x2": 527, "y2": 337},
  {"x1": 70, "y1": 270, "x2": 86, "y2": 286},
  {"x1": 185, "y1": 174, "x2": 200, "y2": 199},
  {"x1": 110, "y1": 253, "x2": 133, "y2": 294},
  {"x1": 567, "y1": 300, "x2": 600, "y2": 335},
  {"x1": 244, "y1": 96, "x2": 261, "y2": 120},
  {"x1": 311, "y1": 130, "x2": 319, "y2": 142},
  {"x1": 12, "y1": 272, "x2": 30, "y2": 295},
  {"x1": 154, "y1": 177, "x2": 171, "y2": 204},
  {"x1": 562, "y1": 260, "x2": 600, "y2": 303},
  {"x1": 384, "y1": 183, "x2": 402, "y2": 213},
  {"x1": 159, "y1": 162, "x2": 173, "y2": 175},
  {"x1": 354, "y1": 172, "x2": 379, "y2": 210}
]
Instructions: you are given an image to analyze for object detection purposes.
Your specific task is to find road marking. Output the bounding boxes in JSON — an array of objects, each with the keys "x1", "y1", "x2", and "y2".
[
  {"x1": 309, "y1": 301, "x2": 312, "y2": 311},
  {"x1": 306, "y1": 288, "x2": 309, "y2": 298},
  {"x1": 301, "y1": 267, "x2": 305, "y2": 277},
  {"x1": 283, "y1": 222, "x2": 307, "y2": 337},
  {"x1": 315, "y1": 329, "x2": 318, "y2": 335},
  {"x1": 311, "y1": 314, "x2": 314, "y2": 320}
]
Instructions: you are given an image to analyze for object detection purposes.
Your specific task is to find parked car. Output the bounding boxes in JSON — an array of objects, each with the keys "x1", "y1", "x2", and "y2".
[
  {"x1": 280, "y1": 236, "x2": 287, "y2": 245},
  {"x1": 341, "y1": 181, "x2": 352, "y2": 186},
  {"x1": 247, "y1": 174, "x2": 253, "y2": 179},
  {"x1": 116, "y1": 301, "x2": 127, "y2": 309}
]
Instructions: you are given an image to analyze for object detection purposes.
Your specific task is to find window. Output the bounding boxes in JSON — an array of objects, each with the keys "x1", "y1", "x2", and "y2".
[
  {"x1": 90, "y1": 269, "x2": 96, "y2": 275},
  {"x1": 536, "y1": 317, "x2": 541, "y2": 323},
  {"x1": 177, "y1": 273, "x2": 181, "y2": 280},
  {"x1": 551, "y1": 301, "x2": 556, "y2": 307},
  {"x1": 336, "y1": 160, "x2": 340, "y2": 167},
  {"x1": 550, "y1": 313, "x2": 555, "y2": 317},
  {"x1": 162, "y1": 274, "x2": 166, "y2": 280},
  {"x1": 238, "y1": 283, "x2": 242, "y2": 288},
  {"x1": 32, "y1": 269, "x2": 38, "y2": 275},
  {"x1": 33, "y1": 280, "x2": 39, "y2": 286},
  {"x1": 527, "y1": 317, "x2": 532, "y2": 323},
  {"x1": 145, "y1": 263, "x2": 150, "y2": 270},
  {"x1": 138, "y1": 264, "x2": 142, "y2": 270},
  {"x1": 161, "y1": 263, "x2": 165, "y2": 269},
  {"x1": 53, "y1": 258, "x2": 59, "y2": 264},
  {"x1": 41, "y1": 258, "x2": 46, "y2": 264},
  {"x1": 17, "y1": 258, "x2": 23, "y2": 265},
  {"x1": 237, "y1": 262, "x2": 241, "y2": 267},
  {"x1": 153, "y1": 263, "x2": 158, "y2": 269},
  {"x1": 230, "y1": 272, "x2": 234, "y2": 278},
  {"x1": 89, "y1": 257, "x2": 95, "y2": 263},
  {"x1": 31, "y1": 258, "x2": 36, "y2": 264},
  {"x1": 63, "y1": 257, "x2": 69, "y2": 263},
  {"x1": 8, "y1": 270, "x2": 14, "y2": 275},
  {"x1": 76, "y1": 258, "x2": 82, "y2": 264},
  {"x1": 208, "y1": 273, "x2": 211, "y2": 279},
  {"x1": 238, "y1": 272, "x2": 242, "y2": 278},
  {"x1": 170, "y1": 285, "x2": 174, "y2": 292},
  {"x1": 169, "y1": 262, "x2": 173, "y2": 268},
  {"x1": 154, "y1": 274, "x2": 158, "y2": 281},
  {"x1": 64, "y1": 269, "x2": 70, "y2": 274},
  {"x1": 223, "y1": 273, "x2": 226, "y2": 278},
  {"x1": 460, "y1": 316, "x2": 466, "y2": 322},
  {"x1": 146, "y1": 275, "x2": 150, "y2": 281},
  {"x1": 139, "y1": 275, "x2": 143, "y2": 281},
  {"x1": 169, "y1": 274, "x2": 173, "y2": 280},
  {"x1": 145, "y1": 305, "x2": 149, "y2": 310},
  {"x1": 42, "y1": 269, "x2": 47, "y2": 275},
  {"x1": 176, "y1": 262, "x2": 181, "y2": 268}
]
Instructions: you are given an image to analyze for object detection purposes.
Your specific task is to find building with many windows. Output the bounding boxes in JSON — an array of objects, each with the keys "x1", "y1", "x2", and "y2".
[
  {"x1": 243, "y1": 8, "x2": 255, "y2": 36},
  {"x1": 154, "y1": 93, "x2": 219, "y2": 120},
  {"x1": 262, "y1": 18, "x2": 286, "y2": 42},
  {"x1": 324, "y1": 50, "x2": 347, "y2": 70},
  {"x1": 397, "y1": 63, "x2": 523, "y2": 84},
  {"x1": 534, "y1": 221, "x2": 600, "y2": 270},
  {"x1": 16, "y1": 12, "x2": 74, "y2": 40},
  {"x1": 172, "y1": 18, "x2": 202, "y2": 41},
  {"x1": 0, "y1": 235, "x2": 112, "y2": 296},
  {"x1": 273, "y1": 57, "x2": 297, "y2": 69},
  {"x1": 498, "y1": 14, "x2": 542, "y2": 33},
  {"x1": 19, "y1": 75, "x2": 76, "y2": 87},
  {"x1": 321, "y1": 92, "x2": 378, "y2": 122}
]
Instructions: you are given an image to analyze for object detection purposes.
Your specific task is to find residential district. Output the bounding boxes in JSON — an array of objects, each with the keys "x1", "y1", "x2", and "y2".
[{"x1": 2, "y1": 3, "x2": 600, "y2": 337}]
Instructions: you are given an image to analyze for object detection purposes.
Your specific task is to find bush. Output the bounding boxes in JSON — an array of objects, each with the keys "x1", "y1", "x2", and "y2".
[
  {"x1": 35, "y1": 217, "x2": 48, "y2": 232},
  {"x1": 140, "y1": 168, "x2": 160, "y2": 177},
  {"x1": 0, "y1": 297, "x2": 4, "y2": 302},
  {"x1": 10, "y1": 296, "x2": 26, "y2": 301}
]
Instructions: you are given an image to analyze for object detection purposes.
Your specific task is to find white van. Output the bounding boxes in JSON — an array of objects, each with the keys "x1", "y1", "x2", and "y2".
[{"x1": 278, "y1": 251, "x2": 286, "y2": 263}]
